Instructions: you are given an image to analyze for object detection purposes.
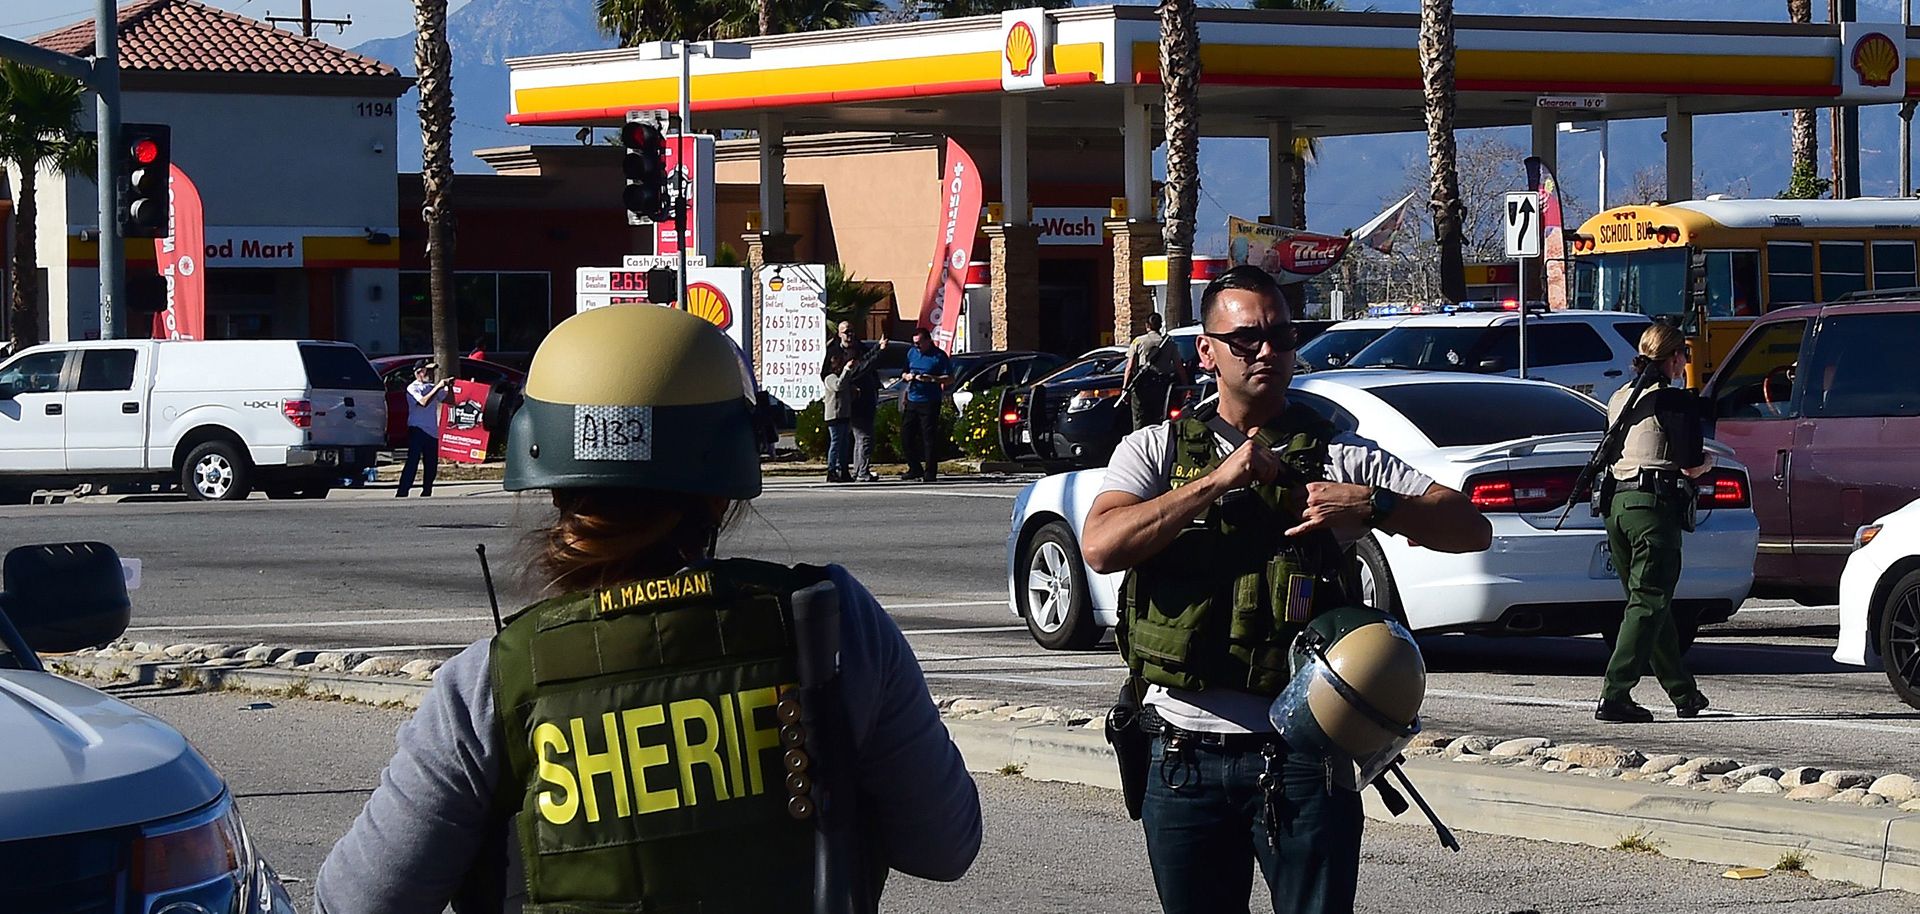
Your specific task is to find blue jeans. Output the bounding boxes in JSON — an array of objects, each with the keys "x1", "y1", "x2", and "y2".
[
  {"x1": 397, "y1": 426, "x2": 438, "y2": 497},
  {"x1": 1142, "y1": 737, "x2": 1363, "y2": 914},
  {"x1": 826, "y1": 418, "x2": 852, "y2": 475}
]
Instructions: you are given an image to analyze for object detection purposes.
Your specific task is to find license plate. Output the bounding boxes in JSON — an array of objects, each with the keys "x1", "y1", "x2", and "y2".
[
  {"x1": 1019, "y1": 429, "x2": 1031, "y2": 444},
  {"x1": 1589, "y1": 542, "x2": 1617, "y2": 579}
]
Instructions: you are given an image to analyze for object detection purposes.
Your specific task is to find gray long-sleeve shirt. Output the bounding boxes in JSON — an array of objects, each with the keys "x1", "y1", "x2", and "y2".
[{"x1": 314, "y1": 564, "x2": 982, "y2": 913}]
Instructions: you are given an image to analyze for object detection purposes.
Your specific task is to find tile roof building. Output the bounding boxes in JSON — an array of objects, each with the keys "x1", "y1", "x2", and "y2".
[{"x1": 34, "y1": 0, "x2": 403, "y2": 86}]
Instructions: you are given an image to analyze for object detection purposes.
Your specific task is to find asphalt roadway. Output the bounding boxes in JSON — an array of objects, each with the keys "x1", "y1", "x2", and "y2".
[
  {"x1": 110, "y1": 684, "x2": 1911, "y2": 914},
  {"x1": 5, "y1": 478, "x2": 1918, "y2": 775}
]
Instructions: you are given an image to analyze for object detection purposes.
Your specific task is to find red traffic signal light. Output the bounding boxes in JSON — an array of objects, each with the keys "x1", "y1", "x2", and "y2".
[
  {"x1": 131, "y1": 137, "x2": 160, "y2": 165},
  {"x1": 621, "y1": 116, "x2": 670, "y2": 223},
  {"x1": 120, "y1": 123, "x2": 172, "y2": 239}
]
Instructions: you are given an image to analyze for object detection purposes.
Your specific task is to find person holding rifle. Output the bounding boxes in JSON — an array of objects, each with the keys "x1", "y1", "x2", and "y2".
[
  {"x1": 1592, "y1": 321, "x2": 1714, "y2": 723},
  {"x1": 315, "y1": 306, "x2": 980, "y2": 914},
  {"x1": 1121, "y1": 312, "x2": 1188, "y2": 431},
  {"x1": 899, "y1": 328, "x2": 954, "y2": 483}
]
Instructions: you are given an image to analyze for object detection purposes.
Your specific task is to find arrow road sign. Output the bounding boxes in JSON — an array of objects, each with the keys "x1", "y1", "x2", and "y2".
[{"x1": 1504, "y1": 191, "x2": 1542, "y2": 259}]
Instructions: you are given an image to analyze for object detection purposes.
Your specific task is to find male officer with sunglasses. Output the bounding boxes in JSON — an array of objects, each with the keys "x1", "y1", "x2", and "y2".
[{"x1": 1081, "y1": 266, "x2": 1490, "y2": 914}]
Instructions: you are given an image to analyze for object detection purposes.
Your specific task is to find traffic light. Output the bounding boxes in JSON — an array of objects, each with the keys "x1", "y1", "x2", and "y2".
[
  {"x1": 621, "y1": 119, "x2": 669, "y2": 224},
  {"x1": 120, "y1": 122, "x2": 171, "y2": 238}
]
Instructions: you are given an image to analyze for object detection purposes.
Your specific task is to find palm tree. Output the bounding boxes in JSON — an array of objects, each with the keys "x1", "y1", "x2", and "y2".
[
  {"x1": 1783, "y1": 0, "x2": 1828, "y2": 198},
  {"x1": 415, "y1": 0, "x2": 458, "y2": 375},
  {"x1": 1158, "y1": 0, "x2": 1201, "y2": 328},
  {"x1": 0, "y1": 62, "x2": 90, "y2": 350},
  {"x1": 1418, "y1": 0, "x2": 1465, "y2": 302},
  {"x1": 821, "y1": 263, "x2": 888, "y2": 329}
]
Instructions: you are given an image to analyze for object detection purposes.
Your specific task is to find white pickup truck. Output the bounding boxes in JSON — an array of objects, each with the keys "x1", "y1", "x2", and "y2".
[{"x1": 0, "y1": 339, "x2": 386, "y2": 502}]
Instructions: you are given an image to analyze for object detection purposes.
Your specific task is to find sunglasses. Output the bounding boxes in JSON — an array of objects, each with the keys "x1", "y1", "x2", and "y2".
[{"x1": 1203, "y1": 326, "x2": 1299, "y2": 360}]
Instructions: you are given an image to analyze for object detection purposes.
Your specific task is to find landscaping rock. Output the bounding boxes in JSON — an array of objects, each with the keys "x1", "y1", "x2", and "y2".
[
  {"x1": 313, "y1": 651, "x2": 370, "y2": 673},
  {"x1": 1828, "y1": 788, "x2": 1871, "y2": 804},
  {"x1": 1779, "y1": 766, "x2": 1825, "y2": 788},
  {"x1": 1451, "y1": 754, "x2": 1487, "y2": 764},
  {"x1": 242, "y1": 645, "x2": 278, "y2": 663},
  {"x1": 1819, "y1": 770, "x2": 1877, "y2": 790},
  {"x1": 1404, "y1": 746, "x2": 1445, "y2": 759},
  {"x1": 1901, "y1": 799, "x2": 1920, "y2": 813},
  {"x1": 1787, "y1": 783, "x2": 1839, "y2": 801},
  {"x1": 1643, "y1": 772, "x2": 1673, "y2": 784},
  {"x1": 1009, "y1": 706, "x2": 1065, "y2": 724},
  {"x1": 1673, "y1": 757, "x2": 1740, "y2": 777},
  {"x1": 400, "y1": 659, "x2": 441, "y2": 681},
  {"x1": 1081, "y1": 719, "x2": 1104, "y2": 731},
  {"x1": 1491, "y1": 737, "x2": 1553, "y2": 757},
  {"x1": 1738, "y1": 777, "x2": 1784, "y2": 795},
  {"x1": 273, "y1": 650, "x2": 320, "y2": 669},
  {"x1": 1639, "y1": 754, "x2": 1688, "y2": 775},
  {"x1": 1585, "y1": 767, "x2": 1625, "y2": 779},
  {"x1": 1406, "y1": 734, "x2": 1449, "y2": 750},
  {"x1": 1869, "y1": 774, "x2": 1918, "y2": 802},
  {"x1": 1725, "y1": 765, "x2": 1784, "y2": 786},
  {"x1": 1562, "y1": 746, "x2": 1646, "y2": 770},
  {"x1": 163, "y1": 643, "x2": 200, "y2": 659},
  {"x1": 1860, "y1": 793, "x2": 1891, "y2": 808},
  {"x1": 1445, "y1": 736, "x2": 1498, "y2": 756},
  {"x1": 1701, "y1": 776, "x2": 1736, "y2": 793},
  {"x1": 1517, "y1": 756, "x2": 1549, "y2": 769},
  {"x1": 204, "y1": 643, "x2": 245, "y2": 659},
  {"x1": 950, "y1": 699, "x2": 1008, "y2": 714},
  {"x1": 351, "y1": 657, "x2": 407, "y2": 676},
  {"x1": 1541, "y1": 760, "x2": 1580, "y2": 773}
]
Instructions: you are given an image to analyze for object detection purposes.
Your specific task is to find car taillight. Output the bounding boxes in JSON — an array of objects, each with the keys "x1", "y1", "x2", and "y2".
[
  {"x1": 1697, "y1": 469, "x2": 1749, "y2": 509},
  {"x1": 133, "y1": 808, "x2": 241, "y2": 893},
  {"x1": 281, "y1": 398, "x2": 312, "y2": 429},
  {"x1": 1002, "y1": 410, "x2": 1021, "y2": 425},
  {"x1": 1168, "y1": 407, "x2": 1184, "y2": 420},
  {"x1": 1465, "y1": 468, "x2": 1580, "y2": 513}
]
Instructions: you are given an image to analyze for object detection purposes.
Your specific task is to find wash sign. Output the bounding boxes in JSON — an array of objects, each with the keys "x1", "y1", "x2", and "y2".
[{"x1": 1034, "y1": 207, "x2": 1107, "y2": 246}]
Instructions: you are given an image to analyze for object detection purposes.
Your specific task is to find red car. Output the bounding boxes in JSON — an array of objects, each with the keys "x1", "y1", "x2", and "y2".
[
  {"x1": 371, "y1": 355, "x2": 526, "y2": 448},
  {"x1": 1702, "y1": 296, "x2": 1920, "y2": 602}
]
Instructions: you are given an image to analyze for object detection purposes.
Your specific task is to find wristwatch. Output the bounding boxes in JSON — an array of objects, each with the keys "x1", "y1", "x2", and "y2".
[{"x1": 1367, "y1": 486, "x2": 1398, "y2": 527}]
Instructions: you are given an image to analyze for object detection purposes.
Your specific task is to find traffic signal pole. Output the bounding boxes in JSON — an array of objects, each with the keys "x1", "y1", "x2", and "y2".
[
  {"x1": 95, "y1": 0, "x2": 125, "y2": 339},
  {"x1": 678, "y1": 39, "x2": 691, "y2": 310}
]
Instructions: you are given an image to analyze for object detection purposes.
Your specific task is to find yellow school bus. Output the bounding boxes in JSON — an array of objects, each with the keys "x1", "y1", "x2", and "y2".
[{"x1": 1570, "y1": 199, "x2": 1920, "y2": 386}]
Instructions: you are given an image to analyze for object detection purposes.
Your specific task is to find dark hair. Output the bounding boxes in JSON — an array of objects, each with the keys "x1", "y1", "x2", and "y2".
[
  {"x1": 1146, "y1": 312, "x2": 1163, "y2": 331},
  {"x1": 1199, "y1": 266, "x2": 1285, "y2": 328},
  {"x1": 912, "y1": 327, "x2": 933, "y2": 342},
  {"x1": 529, "y1": 488, "x2": 740, "y2": 594}
]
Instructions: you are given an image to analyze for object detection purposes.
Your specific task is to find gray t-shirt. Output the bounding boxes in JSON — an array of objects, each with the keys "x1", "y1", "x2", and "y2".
[{"x1": 1100, "y1": 414, "x2": 1435, "y2": 734}]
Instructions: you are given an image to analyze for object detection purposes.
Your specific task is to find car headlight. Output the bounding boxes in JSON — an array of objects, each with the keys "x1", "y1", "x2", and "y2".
[
  {"x1": 138, "y1": 794, "x2": 295, "y2": 914},
  {"x1": 1066, "y1": 388, "x2": 1122, "y2": 412},
  {"x1": 1853, "y1": 524, "x2": 1882, "y2": 550}
]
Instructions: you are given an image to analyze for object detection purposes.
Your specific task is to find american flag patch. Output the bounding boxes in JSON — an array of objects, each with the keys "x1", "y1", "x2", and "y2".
[{"x1": 1284, "y1": 574, "x2": 1315, "y2": 624}]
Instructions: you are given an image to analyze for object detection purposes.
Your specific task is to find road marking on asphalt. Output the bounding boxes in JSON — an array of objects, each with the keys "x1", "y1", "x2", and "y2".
[
  {"x1": 923, "y1": 672, "x2": 1106, "y2": 687},
  {"x1": 900, "y1": 625, "x2": 1027, "y2": 636},
  {"x1": 1426, "y1": 688, "x2": 1920, "y2": 735},
  {"x1": 885, "y1": 600, "x2": 1007, "y2": 610},
  {"x1": 915, "y1": 649, "x2": 1117, "y2": 671},
  {"x1": 127, "y1": 615, "x2": 492, "y2": 632}
]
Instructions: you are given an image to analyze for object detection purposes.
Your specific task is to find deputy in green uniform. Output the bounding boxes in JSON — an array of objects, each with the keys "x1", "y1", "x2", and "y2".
[
  {"x1": 315, "y1": 305, "x2": 981, "y2": 914},
  {"x1": 1082, "y1": 267, "x2": 1490, "y2": 914},
  {"x1": 1595, "y1": 322, "x2": 1714, "y2": 723}
]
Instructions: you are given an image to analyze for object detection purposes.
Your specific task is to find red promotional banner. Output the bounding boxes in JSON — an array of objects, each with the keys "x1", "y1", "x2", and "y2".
[
  {"x1": 438, "y1": 379, "x2": 493, "y2": 464},
  {"x1": 918, "y1": 139, "x2": 982, "y2": 351},
  {"x1": 1526, "y1": 156, "x2": 1569, "y2": 310},
  {"x1": 151, "y1": 164, "x2": 206, "y2": 340}
]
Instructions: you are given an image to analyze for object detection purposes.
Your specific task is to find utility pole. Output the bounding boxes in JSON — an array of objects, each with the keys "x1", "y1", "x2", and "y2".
[{"x1": 266, "y1": 1, "x2": 352, "y2": 38}]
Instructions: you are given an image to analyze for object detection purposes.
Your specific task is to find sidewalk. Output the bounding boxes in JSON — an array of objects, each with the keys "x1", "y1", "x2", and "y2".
[{"x1": 44, "y1": 648, "x2": 1920, "y2": 896}]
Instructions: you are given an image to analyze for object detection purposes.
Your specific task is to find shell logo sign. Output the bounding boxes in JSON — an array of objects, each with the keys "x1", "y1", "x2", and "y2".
[
  {"x1": 1005, "y1": 21, "x2": 1038, "y2": 78},
  {"x1": 1000, "y1": 8, "x2": 1049, "y2": 91},
  {"x1": 1840, "y1": 22, "x2": 1906, "y2": 101},
  {"x1": 684, "y1": 281, "x2": 734, "y2": 332},
  {"x1": 1852, "y1": 32, "x2": 1899, "y2": 88}
]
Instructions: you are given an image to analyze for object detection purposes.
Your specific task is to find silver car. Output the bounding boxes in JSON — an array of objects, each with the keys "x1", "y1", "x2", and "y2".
[{"x1": 0, "y1": 541, "x2": 295, "y2": 913}]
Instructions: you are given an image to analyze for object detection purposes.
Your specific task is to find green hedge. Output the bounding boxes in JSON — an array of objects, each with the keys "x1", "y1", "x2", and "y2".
[
  {"x1": 795, "y1": 400, "x2": 828, "y2": 460},
  {"x1": 793, "y1": 397, "x2": 958, "y2": 464}
]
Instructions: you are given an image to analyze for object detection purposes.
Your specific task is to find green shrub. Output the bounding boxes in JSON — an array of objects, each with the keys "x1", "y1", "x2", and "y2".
[
  {"x1": 952, "y1": 386, "x2": 1009, "y2": 460},
  {"x1": 794, "y1": 400, "x2": 827, "y2": 460},
  {"x1": 876, "y1": 398, "x2": 958, "y2": 464}
]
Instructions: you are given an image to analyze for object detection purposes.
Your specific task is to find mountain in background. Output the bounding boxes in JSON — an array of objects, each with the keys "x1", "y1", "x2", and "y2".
[{"x1": 352, "y1": 0, "x2": 1916, "y2": 252}]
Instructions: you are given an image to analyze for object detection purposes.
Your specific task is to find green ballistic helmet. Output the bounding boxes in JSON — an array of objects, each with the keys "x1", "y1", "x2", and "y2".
[
  {"x1": 504, "y1": 305, "x2": 761, "y2": 499},
  {"x1": 1267, "y1": 606, "x2": 1427, "y2": 787}
]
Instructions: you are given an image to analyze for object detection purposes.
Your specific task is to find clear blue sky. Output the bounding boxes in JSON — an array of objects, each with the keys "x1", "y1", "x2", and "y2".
[{"x1": 1, "y1": 0, "x2": 470, "y2": 49}]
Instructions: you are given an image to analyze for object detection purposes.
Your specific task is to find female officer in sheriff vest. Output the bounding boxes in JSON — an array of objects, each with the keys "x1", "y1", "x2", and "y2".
[
  {"x1": 1080, "y1": 266, "x2": 1490, "y2": 914},
  {"x1": 314, "y1": 305, "x2": 981, "y2": 914},
  {"x1": 1594, "y1": 322, "x2": 1714, "y2": 724}
]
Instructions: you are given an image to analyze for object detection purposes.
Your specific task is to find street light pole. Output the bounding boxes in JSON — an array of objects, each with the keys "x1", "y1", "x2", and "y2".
[
  {"x1": 678, "y1": 38, "x2": 690, "y2": 309},
  {"x1": 95, "y1": 0, "x2": 124, "y2": 339}
]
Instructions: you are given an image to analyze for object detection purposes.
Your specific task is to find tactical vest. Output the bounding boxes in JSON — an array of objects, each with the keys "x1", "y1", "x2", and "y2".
[
  {"x1": 490, "y1": 558, "x2": 825, "y2": 912},
  {"x1": 1117, "y1": 402, "x2": 1349, "y2": 697}
]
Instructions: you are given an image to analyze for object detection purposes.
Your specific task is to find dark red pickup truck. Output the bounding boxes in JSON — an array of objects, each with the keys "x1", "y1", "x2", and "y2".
[{"x1": 1703, "y1": 299, "x2": 1920, "y2": 602}]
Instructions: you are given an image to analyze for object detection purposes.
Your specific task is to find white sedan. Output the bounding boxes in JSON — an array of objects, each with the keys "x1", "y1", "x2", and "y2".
[
  {"x1": 1836, "y1": 498, "x2": 1920, "y2": 709},
  {"x1": 1006, "y1": 370, "x2": 1759, "y2": 650}
]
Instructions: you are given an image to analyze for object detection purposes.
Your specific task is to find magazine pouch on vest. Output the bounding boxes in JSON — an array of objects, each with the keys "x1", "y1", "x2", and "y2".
[
  {"x1": 1116, "y1": 402, "x2": 1346, "y2": 697},
  {"x1": 491, "y1": 558, "x2": 828, "y2": 912}
]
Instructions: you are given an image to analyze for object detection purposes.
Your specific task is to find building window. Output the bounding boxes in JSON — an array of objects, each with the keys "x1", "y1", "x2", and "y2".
[{"x1": 398, "y1": 270, "x2": 551, "y2": 356}]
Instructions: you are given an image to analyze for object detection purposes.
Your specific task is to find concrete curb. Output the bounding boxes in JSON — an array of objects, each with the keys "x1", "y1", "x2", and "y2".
[
  {"x1": 49, "y1": 654, "x2": 432, "y2": 708},
  {"x1": 944, "y1": 720, "x2": 1920, "y2": 893}
]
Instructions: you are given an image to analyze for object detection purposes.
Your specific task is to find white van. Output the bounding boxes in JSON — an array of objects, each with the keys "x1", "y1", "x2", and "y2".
[{"x1": 0, "y1": 340, "x2": 387, "y2": 502}]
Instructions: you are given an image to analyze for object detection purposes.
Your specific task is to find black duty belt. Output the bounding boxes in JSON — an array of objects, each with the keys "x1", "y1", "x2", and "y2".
[
  {"x1": 1140, "y1": 706, "x2": 1281, "y2": 752},
  {"x1": 1612, "y1": 470, "x2": 1686, "y2": 493}
]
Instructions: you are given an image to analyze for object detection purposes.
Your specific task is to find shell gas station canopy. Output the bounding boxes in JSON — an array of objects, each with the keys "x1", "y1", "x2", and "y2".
[{"x1": 504, "y1": 8, "x2": 1918, "y2": 352}]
